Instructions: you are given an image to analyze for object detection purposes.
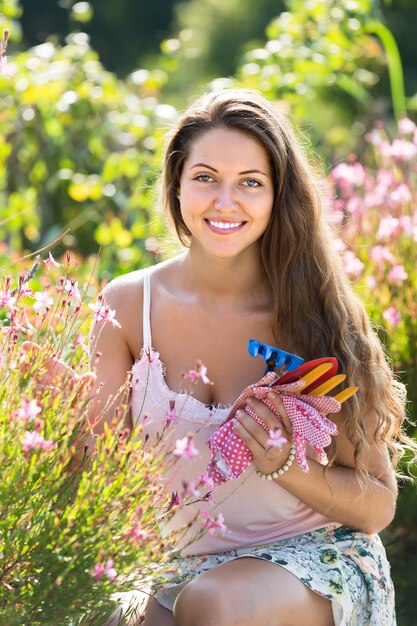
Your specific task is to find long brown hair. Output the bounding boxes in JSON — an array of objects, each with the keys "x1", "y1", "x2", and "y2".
[{"x1": 161, "y1": 88, "x2": 413, "y2": 478}]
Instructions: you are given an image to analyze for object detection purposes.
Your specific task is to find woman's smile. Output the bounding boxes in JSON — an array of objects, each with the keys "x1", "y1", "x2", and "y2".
[{"x1": 204, "y1": 218, "x2": 247, "y2": 234}]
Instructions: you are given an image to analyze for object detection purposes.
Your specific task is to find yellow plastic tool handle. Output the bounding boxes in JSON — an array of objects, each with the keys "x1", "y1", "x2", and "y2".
[
  {"x1": 309, "y1": 374, "x2": 346, "y2": 396},
  {"x1": 292, "y1": 362, "x2": 334, "y2": 394},
  {"x1": 332, "y1": 386, "x2": 359, "y2": 404}
]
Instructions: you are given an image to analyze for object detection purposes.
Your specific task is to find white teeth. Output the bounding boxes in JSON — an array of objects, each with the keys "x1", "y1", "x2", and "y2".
[{"x1": 208, "y1": 220, "x2": 242, "y2": 230}]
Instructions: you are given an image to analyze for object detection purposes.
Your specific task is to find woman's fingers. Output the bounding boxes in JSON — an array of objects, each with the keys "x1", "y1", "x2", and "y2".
[
  {"x1": 233, "y1": 417, "x2": 266, "y2": 459},
  {"x1": 233, "y1": 394, "x2": 294, "y2": 474},
  {"x1": 263, "y1": 392, "x2": 293, "y2": 436},
  {"x1": 22, "y1": 340, "x2": 74, "y2": 380},
  {"x1": 245, "y1": 395, "x2": 292, "y2": 436},
  {"x1": 21, "y1": 340, "x2": 96, "y2": 390}
]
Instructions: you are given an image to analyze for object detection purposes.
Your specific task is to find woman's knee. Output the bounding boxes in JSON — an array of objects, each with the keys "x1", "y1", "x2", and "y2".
[{"x1": 173, "y1": 577, "x2": 238, "y2": 626}]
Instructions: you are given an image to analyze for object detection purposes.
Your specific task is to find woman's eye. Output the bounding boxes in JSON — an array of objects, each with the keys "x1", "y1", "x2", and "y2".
[
  {"x1": 243, "y1": 178, "x2": 261, "y2": 188},
  {"x1": 195, "y1": 174, "x2": 213, "y2": 183}
]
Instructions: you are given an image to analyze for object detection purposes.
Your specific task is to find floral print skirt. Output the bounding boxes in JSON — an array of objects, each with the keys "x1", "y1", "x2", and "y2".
[{"x1": 155, "y1": 525, "x2": 396, "y2": 626}]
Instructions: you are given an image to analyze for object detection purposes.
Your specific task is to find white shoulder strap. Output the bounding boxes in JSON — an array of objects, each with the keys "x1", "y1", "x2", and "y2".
[{"x1": 142, "y1": 269, "x2": 152, "y2": 351}]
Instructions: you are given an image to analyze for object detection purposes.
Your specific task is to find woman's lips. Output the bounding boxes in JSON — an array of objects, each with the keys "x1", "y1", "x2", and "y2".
[{"x1": 204, "y1": 219, "x2": 246, "y2": 234}]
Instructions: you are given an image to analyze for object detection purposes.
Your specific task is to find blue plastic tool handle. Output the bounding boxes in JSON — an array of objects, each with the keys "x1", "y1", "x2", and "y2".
[{"x1": 248, "y1": 339, "x2": 304, "y2": 373}]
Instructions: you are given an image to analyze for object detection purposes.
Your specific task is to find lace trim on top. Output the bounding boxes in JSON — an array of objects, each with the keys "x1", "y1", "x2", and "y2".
[{"x1": 131, "y1": 348, "x2": 231, "y2": 427}]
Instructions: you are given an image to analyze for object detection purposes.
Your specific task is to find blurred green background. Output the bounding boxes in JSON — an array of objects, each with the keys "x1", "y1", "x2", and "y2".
[{"x1": 1, "y1": 0, "x2": 416, "y2": 622}]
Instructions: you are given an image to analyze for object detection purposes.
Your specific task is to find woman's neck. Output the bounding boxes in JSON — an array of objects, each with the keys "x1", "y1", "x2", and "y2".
[{"x1": 178, "y1": 244, "x2": 272, "y2": 311}]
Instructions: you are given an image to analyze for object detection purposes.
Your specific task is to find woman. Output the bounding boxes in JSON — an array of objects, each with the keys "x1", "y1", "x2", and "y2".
[{"x1": 92, "y1": 89, "x2": 410, "y2": 625}]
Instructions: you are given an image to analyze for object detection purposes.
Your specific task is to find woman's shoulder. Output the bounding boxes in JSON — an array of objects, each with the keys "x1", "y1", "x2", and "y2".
[
  {"x1": 99, "y1": 257, "x2": 182, "y2": 356},
  {"x1": 103, "y1": 255, "x2": 182, "y2": 299}
]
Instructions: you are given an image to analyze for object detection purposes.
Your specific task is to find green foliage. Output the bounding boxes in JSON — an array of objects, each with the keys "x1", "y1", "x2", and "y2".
[
  {"x1": 0, "y1": 0, "x2": 22, "y2": 35},
  {"x1": 234, "y1": 0, "x2": 393, "y2": 156},
  {"x1": 159, "y1": 0, "x2": 284, "y2": 102},
  {"x1": 0, "y1": 258, "x2": 180, "y2": 624},
  {"x1": 19, "y1": 0, "x2": 178, "y2": 78},
  {"x1": 0, "y1": 32, "x2": 175, "y2": 279}
]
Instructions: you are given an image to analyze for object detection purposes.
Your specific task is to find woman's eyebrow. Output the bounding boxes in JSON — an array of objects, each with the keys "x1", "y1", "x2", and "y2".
[
  {"x1": 190, "y1": 163, "x2": 218, "y2": 172},
  {"x1": 189, "y1": 163, "x2": 268, "y2": 176}
]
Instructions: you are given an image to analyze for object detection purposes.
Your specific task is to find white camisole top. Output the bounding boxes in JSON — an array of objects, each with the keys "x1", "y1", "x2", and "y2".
[{"x1": 130, "y1": 270, "x2": 337, "y2": 556}]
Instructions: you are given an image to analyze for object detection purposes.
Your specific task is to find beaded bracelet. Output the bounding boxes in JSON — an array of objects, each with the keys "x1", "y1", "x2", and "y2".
[{"x1": 255, "y1": 444, "x2": 296, "y2": 480}]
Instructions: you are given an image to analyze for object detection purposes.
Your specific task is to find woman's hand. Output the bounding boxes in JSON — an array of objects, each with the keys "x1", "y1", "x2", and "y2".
[
  {"x1": 233, "y1": 392, "x2": 294, "y2": 476},
  {"x1": 21, "y1": 341, "x2": 96, "y2": 397},
  {"x1": 20, "y1": 341, "x2": 97, "y2": 466}
]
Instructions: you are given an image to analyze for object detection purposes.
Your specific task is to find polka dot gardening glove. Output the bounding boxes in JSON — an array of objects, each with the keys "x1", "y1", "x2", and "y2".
[{"x1": 206, "y1": 372, "x2": 341, "y2": 487}]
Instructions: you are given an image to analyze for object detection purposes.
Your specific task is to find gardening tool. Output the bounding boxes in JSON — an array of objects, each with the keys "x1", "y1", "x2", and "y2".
[
  {"x1": 206, "y1": 340, "x2": 358, "y2": 486},
  {"x1": 247, "y1": 339, "x2": 304, "y2": 374}
]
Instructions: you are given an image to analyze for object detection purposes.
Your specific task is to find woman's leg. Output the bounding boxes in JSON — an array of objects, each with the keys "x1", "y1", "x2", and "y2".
[
  {"x1": 140, "y1": 597, "x2": 176, "y2": 626},
  {"x1": 173, "y1": 557, "x2": 335, "y2": 626}
]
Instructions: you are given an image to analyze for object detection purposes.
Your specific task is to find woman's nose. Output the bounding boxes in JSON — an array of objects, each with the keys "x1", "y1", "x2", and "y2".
[{"x1": 213, "y1": 183, "x2": 237, "y2": 210}]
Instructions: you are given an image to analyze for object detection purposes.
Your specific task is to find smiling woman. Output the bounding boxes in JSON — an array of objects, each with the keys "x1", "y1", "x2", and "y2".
[{"x1": 89, "y1": 89, "x2": 412, "y2": 626}]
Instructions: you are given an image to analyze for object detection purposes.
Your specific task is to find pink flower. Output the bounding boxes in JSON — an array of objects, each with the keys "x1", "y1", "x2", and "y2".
[
  {"x1": 22, "y1": 431, "x2": 54, "y2": 455},
  {"x1": 365, "y1": 128, "x2": 384, "y2": 146},
  {"x1": 0, "y1": 289, "x2": 16, "y2": 311},
  {"x1": 72, "y1": 332, "x2": 88, "y2": 352},
  {"x1": 92, "y1": 559, "x2": 117, "y2": 581},
  {"x1": 173, "y1": 435, "x2": 199, "y2": 460},
  {"x1": 167, "y1": 491, "x2": 180, "y2": 511},
  {"x1": 145, "y1": 348, "x2": 160, "y2": 370},
  {"x1": 165, "y1": 400, "x2": 178, "y2": 426},
  {"x1": 93, "y1": 564, "x2": 105, "y2": 580},
  {"x1": 266, "y1": 427, "x2": 288, "y2": 448},
  {"x1": 398, "y1": 118, "x2": 416, "y2": 135},
  {"x1": 383, "y1": 306, "x2": 402, "y2": 327},
  {"x1": 369, "y1": 246, "x2": 394, "y2": 267},
  {"x1": 197, "y1": 471, "x2": 215, "y2": 490},
  {"x1": 126, "y1": 523, "x2": 147, "y2": 542},
  {"x1": 389, "y1": 184, "x2": 412, "y2": 207},
  {"x1": 342, "y1": 251, "x2": 364, "y2": 278},
  {"x1": 387, "y1": 139, "x2": 417, "y2": 161},
  {"x1": 387, "y1": 264, "x2": 408, "y2": 285},
  {"x1": 88, "y1": 298, "x2": 121, "y2": 328},
  {"x1": 332, "y1": 161, "x2": 365, "y2": 188},
  {"x1": 0, "y1": 55, "x2": 12, "y2": 78},
  {"x1": 15, "y1": 398, "x2": 42, "y2": 421},
  {"x1": 345, "y1": 196, "x2": 364, "y2": 216},
  {"x1": 43, "y1": 252, "x2": 62, "y2": 271},
  {"x1": 33, "y1": 291, "x2": 54, "y2": 314},
  {"x1": 376, "y1": 216, "x2": 400, "y2": 240},
  {"x1": 66, "y1": 252, "x2": 79, "y2": 269},
  {"x1": 366, "y1": 276, "x2": 376, "y2": 290},
  {"x1": 183, "y1": 359, "x2": 213, "y2": 385},
  {"x1": 198, "y1": 510, "x2": 227, "y2": 535},
  {"x1": 399, "y1": 215, "x2": 413, "y2": 236},
  {"x1": 64, "y1": 279, "x2": 81, "y2": 302},
  {"x1": 333, "y1": 238, "x2": 346, "y2": 253},
  {"x1": 181, "y1": 480, "x2": 201, "y2": 498}
]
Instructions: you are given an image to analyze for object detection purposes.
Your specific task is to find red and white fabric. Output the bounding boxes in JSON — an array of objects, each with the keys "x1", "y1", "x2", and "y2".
[{"x1": 207, "y1": 372, "x2": 341, "y2": 486}]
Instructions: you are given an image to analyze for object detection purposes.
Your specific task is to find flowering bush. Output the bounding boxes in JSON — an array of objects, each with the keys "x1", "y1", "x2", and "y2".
[
  {"x1": 330, "y1": 117, "x2": 417, "y2": 415},
  {"x1": 330, "y1": 118, "x2": 417, "y2": 623},
  {"x1": 0, "y1": 252, "x2": 219, "y2": 625}
]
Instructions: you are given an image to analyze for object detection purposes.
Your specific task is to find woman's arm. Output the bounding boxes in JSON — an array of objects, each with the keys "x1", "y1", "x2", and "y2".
[
  {"x1": 87, "y1": 276, "x2": 144, "y2": 441},
  {"x1": 234, "y1": 393, "x2": 397, "y2": 535}
]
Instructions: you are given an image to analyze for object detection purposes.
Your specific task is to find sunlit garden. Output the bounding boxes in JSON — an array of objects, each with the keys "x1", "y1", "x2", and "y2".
[{"x1": 1, "y1": 0, "x2": 416, "y2": 624}]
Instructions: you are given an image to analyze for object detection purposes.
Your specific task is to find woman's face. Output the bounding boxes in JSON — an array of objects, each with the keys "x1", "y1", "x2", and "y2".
[{"x1": 178, "y1": 127, "x2": 274, "y2": 260}]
